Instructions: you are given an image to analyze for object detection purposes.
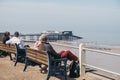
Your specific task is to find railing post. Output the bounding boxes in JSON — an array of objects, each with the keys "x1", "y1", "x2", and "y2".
[{"x1": 79, "y1": 43, "x2": 86, "y2": 77}]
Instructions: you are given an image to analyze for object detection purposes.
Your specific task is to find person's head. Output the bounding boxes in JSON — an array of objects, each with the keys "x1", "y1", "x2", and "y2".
[
  {"x1": 4, "y1": 31, "x2": 10, "y2": 36},
  {"x1": 39, "y1": 34, "x2": 47, "y2": 43},
  {"x1": 6, "y1": 32, "x2": 10, "y2": 36},
  {"x1": 14, "y1": 31, "x2": 19, "y2": 37}
]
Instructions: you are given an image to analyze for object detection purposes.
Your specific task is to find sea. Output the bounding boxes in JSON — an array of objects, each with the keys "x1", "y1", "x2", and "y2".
[{"x1": 74, "y1": 31, "x2": 120, "y2": 47}]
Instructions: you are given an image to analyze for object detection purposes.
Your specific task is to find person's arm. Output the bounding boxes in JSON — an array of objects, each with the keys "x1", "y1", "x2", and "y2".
[
  {"x1": 18, "y1": 39, "x2": 25, "y2": 49},
  {"x1": 32, "y1": 41, "x2": 40, "y2": 50},
  {"x1": 6, "y1": 38, "x2": 12, "y2": 44},
  {"x1": 33, "y1": 41, "x2": 39, "y2": 47},
  {"x1": 46, "y1": 43, "x2": 60, "y2": 58},
  {"x1": 2, "y1": 37, "x2": 6, "y2": 44}
]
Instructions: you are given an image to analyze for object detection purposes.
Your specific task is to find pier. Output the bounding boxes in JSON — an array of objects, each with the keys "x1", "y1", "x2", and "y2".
[{"x1": 19, "y1": 31, "x2": 82, "y2": 41}]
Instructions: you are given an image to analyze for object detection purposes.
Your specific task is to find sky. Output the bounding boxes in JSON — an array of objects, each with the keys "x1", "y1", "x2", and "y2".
[{"x1": 0, "y1": 0, "x2": 120, "y2": 44}]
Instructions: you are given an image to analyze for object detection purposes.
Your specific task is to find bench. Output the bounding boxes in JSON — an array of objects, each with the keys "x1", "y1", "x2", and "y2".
[
  {"x1": 0, "y1": 41, "x2": 16, "y2": 53},
  {"x1": 14, "y1": 43, "x2": 26, "y2": 66},
  {"x1": 0, "y1": 41, "x2": 16, "y2": 60},
  {"x1": 0, "y1": 42, "x2": 26, "y2": 66},
  {"x1": 0, "y1": 41, "x2": 68, "y2": 80},
  {"x1": 23, "y1": 47, "x2": 68, "y2": 80}
]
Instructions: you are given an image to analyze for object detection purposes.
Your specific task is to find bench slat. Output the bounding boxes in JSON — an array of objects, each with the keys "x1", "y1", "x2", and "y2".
[
  {"x1": 26, "y1": 47, "x2": 48, "y2": 66},
  {"x1": 0, "y1": 41, "x2": 16, "y2": 54}
]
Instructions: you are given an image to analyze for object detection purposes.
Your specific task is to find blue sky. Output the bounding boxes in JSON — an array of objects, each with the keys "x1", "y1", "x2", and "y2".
[{"x1": 0, "y1": 0, "x2": 120, "y2": 44}]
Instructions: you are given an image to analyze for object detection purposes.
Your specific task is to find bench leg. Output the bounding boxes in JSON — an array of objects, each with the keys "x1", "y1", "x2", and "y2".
[
  {"x1": 46, "y1": 76, "x2": 50, "y2": 80},
  {"x1": 23, "y1": 58, "x2": 28, "y2": 72},
  {"x1": 46, "y1": 66, "x2": 50, "y2": 80},
  {"x1": 14, "y1": 57, "x2": 17, "y2": 66},
  {"x1": 64, "y1": 70, "x2": 67, "y2": 80},
  {"x1": 9, "y1": 53, "x2": 12, "y2": 60},
  {"x1": 46, "y1": 73, "x2": 50, "y2": 80}
]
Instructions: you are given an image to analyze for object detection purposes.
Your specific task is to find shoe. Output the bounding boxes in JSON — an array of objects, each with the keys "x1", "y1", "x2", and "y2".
[
  {"x1": 40, "y1": 66, "x2": 48, "y2": 73},
  {"x1": 40, "y1": 68, "x2": 47, "y2": 73},
  {"x1": 40, "y1": 69, "x2": 47, "y2": 73}
]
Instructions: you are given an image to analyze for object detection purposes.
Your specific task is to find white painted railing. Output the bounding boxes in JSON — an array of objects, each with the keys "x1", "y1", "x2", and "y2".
[
  {"x1": 79, "y1": 44, "x2": 120, "y2": 79},
  {"x1": 50, "y1": 42, "x2": 120, "y2": 79}
]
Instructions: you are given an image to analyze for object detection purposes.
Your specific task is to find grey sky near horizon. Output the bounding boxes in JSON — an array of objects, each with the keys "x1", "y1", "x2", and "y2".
[{"x1": 0, "y1": 0, "x2": 120, "y2": 43}]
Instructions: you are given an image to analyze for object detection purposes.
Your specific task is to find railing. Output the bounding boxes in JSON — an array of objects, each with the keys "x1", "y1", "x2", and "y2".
[
  {"x1": 50, "y1": 42, "x2": 120, "y2": 79},
  {"x1": 80, "y1": 44, "x2": 120, "y2": 79}
]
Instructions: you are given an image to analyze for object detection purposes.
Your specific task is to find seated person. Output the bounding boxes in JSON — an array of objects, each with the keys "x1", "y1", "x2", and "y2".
[
  {"x1": 6, "y1": 31, "x2": 25, "y2": 61},
  {"x1": 6, "y1": 31, "x2": 25, "y2": 49},
  {"x1": 33, "y1": 34, "x2": 79, "y2": 72},
  {"x1": 0, "y1": 31, "x2": 10, "y2": 57},
  {"x1": 2, "y1": 31, "x2": 10, "y2": 44}
]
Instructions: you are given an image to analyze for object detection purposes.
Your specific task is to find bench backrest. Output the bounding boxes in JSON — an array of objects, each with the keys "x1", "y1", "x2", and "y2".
[
  {"x1": 0, "y1": 41, "x2": 16, "y2": 54},
  {"x1": 0, "y1": 41, "x2": 6, "y2": 51},
  {"x1": 26, "y1": 48, "x2": 48, "y2": 65},
  {"x1": 6, "y1": 44, "x2": 16, "y2": 54}
]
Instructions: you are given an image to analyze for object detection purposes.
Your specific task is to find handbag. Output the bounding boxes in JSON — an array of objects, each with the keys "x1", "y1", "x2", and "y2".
[{"x1": 69, "y1": 61, "x2": 80, "y2": 78}]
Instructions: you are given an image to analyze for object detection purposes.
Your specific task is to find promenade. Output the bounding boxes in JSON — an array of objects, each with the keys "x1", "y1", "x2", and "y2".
[
  {"x1": 0, "y1": 56, "x2": 108, "y2": 80},
  {"x1": 0, "y1": 41, "x2": 119, "y2": 80}
]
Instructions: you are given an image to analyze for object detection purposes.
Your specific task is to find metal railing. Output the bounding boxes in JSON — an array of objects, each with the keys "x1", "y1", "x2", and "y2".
[{"x1": 50, "y1": 42, "x2": 120, "y2": 79}]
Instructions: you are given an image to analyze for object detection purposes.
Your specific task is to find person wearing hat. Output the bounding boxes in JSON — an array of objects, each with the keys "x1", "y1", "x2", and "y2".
[{"x1": 33, "y1": 34, "x2": 79, "y2": 72}]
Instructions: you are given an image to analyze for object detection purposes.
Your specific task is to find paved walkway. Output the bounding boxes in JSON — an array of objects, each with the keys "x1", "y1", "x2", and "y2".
[{"x1": 0, "y1": 55, "x2": 113, "y2": 80}]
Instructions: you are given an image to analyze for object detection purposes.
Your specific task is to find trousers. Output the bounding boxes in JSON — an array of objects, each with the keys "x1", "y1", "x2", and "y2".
[{"x1": 60, "y1": 50, "x2": 78, "y2": 61}]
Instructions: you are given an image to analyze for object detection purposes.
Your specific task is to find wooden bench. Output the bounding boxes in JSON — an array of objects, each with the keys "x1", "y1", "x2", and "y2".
[
  {"x1": 0, "y1": 41, "x2": 16, "y2": 53},
  {"x1": 0, "y1": 41, "x2": 68, "y2": 80},
  {"x1": 0, "y1": 42, "x2": 26, "y2": 66},
  {"x1": 14, "y1": 43, "x2": 26, "y2": 66},
  {"x1": 0, "y1": 41, "x2": 16, "y2": 60},
  {"x1": 23, "y1": 48, "x2": 48, "y2": 71},
  {"x1": 23, "y1": 47, "x2": 68, "y2": 80}
]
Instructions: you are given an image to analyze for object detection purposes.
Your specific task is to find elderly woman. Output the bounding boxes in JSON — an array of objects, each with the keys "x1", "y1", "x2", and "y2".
[{"x1": 33, "y1": 34, "x2": 78, "y2": 72}]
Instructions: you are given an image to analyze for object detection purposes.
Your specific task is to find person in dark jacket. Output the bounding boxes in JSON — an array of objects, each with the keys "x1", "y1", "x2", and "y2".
[
  {"x1": 0, "y1": 31, "x2": 10, "y2": 57},
  {"x1": 2, "y1": 31, "x2": 10, "y2": 44}
]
